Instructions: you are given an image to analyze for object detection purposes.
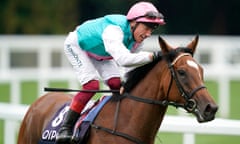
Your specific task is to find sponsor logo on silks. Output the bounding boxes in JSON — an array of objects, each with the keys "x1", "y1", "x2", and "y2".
[{"x1": 66, "y1": 44, "x2": 82, "y2": 67}]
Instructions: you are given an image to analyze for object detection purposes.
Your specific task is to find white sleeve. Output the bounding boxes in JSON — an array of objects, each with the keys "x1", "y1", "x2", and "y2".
[
  {"x1": 133, "y1": 43, "x2": 144, "y2": 53},
  {"x1": 102, "y1": 25, "x2": 152, "y2": 67}
]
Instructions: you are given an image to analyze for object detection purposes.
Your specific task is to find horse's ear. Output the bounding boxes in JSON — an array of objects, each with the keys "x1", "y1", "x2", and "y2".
[
  {"x1": 187, "y1": 35, "x2": 199, "y2": 54},
  {"x1": 158, "y1": 36, "x2": 172, "y2": 53}
]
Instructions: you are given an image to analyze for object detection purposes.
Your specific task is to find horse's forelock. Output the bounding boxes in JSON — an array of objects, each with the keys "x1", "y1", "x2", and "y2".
[
  {"x1": 176, "y1": 47, "x2": 193, "y2": 56},
  {"x1": 165, "y1": 47, "x2": 193, "y2": 62}
]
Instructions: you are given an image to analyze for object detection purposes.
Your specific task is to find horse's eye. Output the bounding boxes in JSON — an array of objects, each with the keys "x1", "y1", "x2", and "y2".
[{"x1": 177, "y1": 69, "x2": 186, "y2": 76}]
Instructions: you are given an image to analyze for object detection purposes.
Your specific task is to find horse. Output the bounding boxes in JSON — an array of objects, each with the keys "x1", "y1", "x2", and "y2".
[{"x1": 17, "y1": 36, "x2": 218, "y2": 144}]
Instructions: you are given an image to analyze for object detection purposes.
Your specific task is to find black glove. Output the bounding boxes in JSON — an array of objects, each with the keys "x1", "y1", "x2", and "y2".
[{"x1": 152, "y1": 51, "x2": 163, "y2": 61}]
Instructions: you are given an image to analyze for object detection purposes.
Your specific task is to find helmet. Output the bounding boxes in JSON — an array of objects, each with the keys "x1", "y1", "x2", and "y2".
[{"x1": 126, "y1": 2, "x2": 165, "y2": 25}]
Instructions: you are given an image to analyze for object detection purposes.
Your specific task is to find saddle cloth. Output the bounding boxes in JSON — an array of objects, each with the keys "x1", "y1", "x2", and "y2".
[{"x1": 38, "y1": 96, "x2": 111, "y2": 144}]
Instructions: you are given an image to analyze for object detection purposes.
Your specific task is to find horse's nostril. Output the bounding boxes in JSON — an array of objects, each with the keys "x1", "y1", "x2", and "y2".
[{"x1": 204, "y1": 103, "x2": 218, "y2": 117}]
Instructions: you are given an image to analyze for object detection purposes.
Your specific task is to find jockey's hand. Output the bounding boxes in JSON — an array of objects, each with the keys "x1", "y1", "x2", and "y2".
[
  {"x1": 152, "y1": 51, "x2": 163, "y2": 61},
  {"x1": 120, "y1": 86, "x2": 124, "y2": 95}
]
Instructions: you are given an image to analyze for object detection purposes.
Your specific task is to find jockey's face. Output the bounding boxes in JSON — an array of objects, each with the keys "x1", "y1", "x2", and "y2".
[{"x1": 132, "y1": 22, "x2": 154, "y2": 43}]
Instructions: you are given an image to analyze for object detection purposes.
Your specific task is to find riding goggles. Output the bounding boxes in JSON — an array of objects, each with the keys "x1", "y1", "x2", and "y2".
[{"x1": 136, "y1": 11, "x2": 164, "y2": 20}]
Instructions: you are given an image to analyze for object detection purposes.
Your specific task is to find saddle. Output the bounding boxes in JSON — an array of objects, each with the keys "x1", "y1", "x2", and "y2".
[{"x1": 38, "y1": 96, "x2": 111, "y2": 144}]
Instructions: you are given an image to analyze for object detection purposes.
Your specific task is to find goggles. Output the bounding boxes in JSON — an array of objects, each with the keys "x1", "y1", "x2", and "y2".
[
  {"x1": 142, "y1": 22, "x2": 159, "y2": 30},
  {"x1": 136, "y1": 11, "x2": 164, "y2": 20}
]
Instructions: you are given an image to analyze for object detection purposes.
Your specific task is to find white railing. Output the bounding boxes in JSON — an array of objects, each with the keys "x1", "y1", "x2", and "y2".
[
  {"x1": 0, "y1": 35, "x2": 240, "y2": 144},
  {"x1": 1, "y1": 103, "x2": 240, "y2": 144},
  {"x1": 1, "y1": 35, "x2": 240, "y2": 116}
]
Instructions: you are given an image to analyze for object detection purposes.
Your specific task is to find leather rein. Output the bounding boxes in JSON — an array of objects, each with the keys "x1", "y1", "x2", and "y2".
[{"x1": 91, "y1": 52, "x2": 206, "y2": 144}]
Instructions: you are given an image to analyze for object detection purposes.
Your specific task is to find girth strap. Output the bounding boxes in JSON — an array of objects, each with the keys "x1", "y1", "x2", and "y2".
[{"x1": 91, "y1": 124, "x2": 146, "y2": 144}]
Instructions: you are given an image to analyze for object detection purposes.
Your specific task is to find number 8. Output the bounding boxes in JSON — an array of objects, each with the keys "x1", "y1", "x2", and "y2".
[{"x1": 51, "y1": 106, "x2": 69, "y2": 127}]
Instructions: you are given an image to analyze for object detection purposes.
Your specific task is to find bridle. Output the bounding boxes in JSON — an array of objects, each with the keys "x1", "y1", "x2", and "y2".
[
  {"x1": 91, "y1": 51, "x2": 206, "y2": 144},
  {"x1": 165, "y1": 53, "x2": 206, "y2": 112}
]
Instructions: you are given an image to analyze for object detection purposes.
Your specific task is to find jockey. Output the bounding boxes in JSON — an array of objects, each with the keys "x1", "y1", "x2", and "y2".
[{"x1": 56, "y1": 1, "x2": 165, "y2": 143}]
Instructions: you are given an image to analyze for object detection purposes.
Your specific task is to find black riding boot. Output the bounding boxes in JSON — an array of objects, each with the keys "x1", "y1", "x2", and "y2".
[{"x1": 56, "y1": 109, "x2": 80, "y2": 144}]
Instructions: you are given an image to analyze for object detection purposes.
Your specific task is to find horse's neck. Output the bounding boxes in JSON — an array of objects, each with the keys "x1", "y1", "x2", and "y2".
[{"x1": 121, "y1": 63, "x2": 168, "y2": 142}]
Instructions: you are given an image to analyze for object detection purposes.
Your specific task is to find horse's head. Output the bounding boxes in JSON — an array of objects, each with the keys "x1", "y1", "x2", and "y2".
[{"x1": 159, "y1": 35, "x2": 218, "y2": 122}]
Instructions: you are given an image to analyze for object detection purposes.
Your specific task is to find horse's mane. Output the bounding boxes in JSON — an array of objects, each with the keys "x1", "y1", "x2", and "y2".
[
  {"x1": 111, "y1": 47, "x2": 193, "y2": 101},
  {"x1": 123, "y1": 59, "x2": 160, "y2": 93}
]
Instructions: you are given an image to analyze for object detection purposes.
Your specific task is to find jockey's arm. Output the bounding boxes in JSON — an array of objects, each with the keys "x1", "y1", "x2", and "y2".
[{"x1": 102, "y1": 25, "x2": 152, "y2": 67}]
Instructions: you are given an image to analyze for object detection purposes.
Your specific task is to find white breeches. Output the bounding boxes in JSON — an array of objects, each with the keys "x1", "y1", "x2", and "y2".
[{"x1": 63, "y1": 32, "x2": 121, "y2": 85}]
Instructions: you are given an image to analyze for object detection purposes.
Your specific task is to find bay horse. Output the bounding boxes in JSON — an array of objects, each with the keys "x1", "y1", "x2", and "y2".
[{"x1": 17, "y1": 36, "x2": 218, "y2": 144}]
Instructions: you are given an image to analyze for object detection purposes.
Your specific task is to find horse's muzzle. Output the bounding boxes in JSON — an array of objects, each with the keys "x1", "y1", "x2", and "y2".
[{"x1": 195, "y1": 103, "x2": 218, "y2": 123}]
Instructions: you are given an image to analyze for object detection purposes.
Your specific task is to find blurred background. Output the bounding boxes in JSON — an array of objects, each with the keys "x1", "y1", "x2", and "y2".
[
  {"x1": 0, "y1": 0, "x2": 240, "y2": 35},
  {"x1": 0, "y1": 0, "x2": 240, "y2": 144}
]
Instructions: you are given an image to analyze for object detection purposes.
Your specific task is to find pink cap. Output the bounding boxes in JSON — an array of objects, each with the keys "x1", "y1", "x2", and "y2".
[{"x1": 126, "y1": 2, "x2": 165, "y2": 25}]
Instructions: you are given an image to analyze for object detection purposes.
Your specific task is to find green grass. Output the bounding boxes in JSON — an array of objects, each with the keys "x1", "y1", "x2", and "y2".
[
  {"x1": 195, "y1": 134, "x2": 240, "y2": 144},
  {"x1": 0, "y1": 83, "x2": 10, "y2": 103},
  {"x1": 230, "y1": 80, "x2": 240, "y2": 119},
  {"x1": 0, "y1": 120, "x2": 3, "y2": 144},
  {"x1": 21, "y1": 81, "x2": 38, "y2": 104},
  {"x1": 0, "y1": 80, "x2": 240, "y2": 144}
]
